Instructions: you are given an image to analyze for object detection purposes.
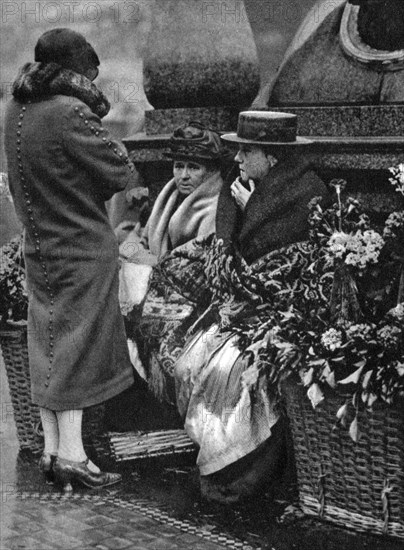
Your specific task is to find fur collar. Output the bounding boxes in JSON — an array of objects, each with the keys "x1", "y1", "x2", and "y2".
[{"x1": 12, "y1": 62, "x2": 110, "y2": 118}]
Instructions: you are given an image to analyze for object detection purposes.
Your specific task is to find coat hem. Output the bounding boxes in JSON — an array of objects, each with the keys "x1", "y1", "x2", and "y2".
[{"x1": 32, "y1": 368, "x2": 134, "y2": 411}]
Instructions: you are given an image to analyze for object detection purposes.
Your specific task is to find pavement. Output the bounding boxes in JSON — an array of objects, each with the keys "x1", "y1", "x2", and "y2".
[{"x1": 1, "y1": 354, "x2": 403, "y2": 550}]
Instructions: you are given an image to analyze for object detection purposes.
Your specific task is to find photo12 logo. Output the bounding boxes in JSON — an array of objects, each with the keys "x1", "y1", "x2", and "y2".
[{"x1": 2, "y1": 2, "x2": 141, "y2": 25}]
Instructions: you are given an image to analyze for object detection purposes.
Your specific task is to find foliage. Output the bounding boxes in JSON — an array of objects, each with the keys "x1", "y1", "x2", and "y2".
[
  {"x1": 0, "y1": 235, "x2": 27, "y2": 325},
  {"x1": 244, "y1": 171, "x2": 404, "y2": 441}
]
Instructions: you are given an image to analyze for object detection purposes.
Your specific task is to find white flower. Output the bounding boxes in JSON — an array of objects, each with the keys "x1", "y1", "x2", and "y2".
[
  {"x1": 388, "y1": 303, "x2": 404, "y2": 322},
  {"x1": 321, "y1": 328, "x2": 343, "y2": 351},
  {"x1": 345, "y1": 252, "x2": 357, "y2": 265}
]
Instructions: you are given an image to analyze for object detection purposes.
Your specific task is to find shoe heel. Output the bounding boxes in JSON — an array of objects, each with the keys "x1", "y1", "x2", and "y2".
[
  {"x1": 62, "y1": 481, "x2": 74, "y2": 494},
  {"x1": 54, "y1": 464, "x2": 74, "y2": 493},
  {"x1": 38, "y1": 453, "x2": 57, "y2": 485}
]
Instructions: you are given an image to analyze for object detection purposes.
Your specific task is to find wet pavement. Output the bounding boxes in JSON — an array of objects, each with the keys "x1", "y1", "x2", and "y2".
[{"x1": 1, "y1": 356, "x2": 403, "y2": 550}]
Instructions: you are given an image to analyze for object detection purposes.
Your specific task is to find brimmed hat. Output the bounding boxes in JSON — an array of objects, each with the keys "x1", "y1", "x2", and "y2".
[
  {"x1": 164, "y1": 122, "x2": 225, "y2": 163},
  {"x1": 221, "y1": 111, "x2": 312, "y2": 146},
  {"x1": 35, "y1": 28, "x2": 99, "y2": 71}
]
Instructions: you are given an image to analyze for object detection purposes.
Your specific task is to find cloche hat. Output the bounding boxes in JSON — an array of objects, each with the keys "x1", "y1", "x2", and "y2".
[
  {"x1": 221, "y1": 111, "x2": 312, "y2": 146},
  {"x1": 165, "y1": 122, "x2": 226, "y2": 163},
  {"x1": 35, "y1": 28, "x2": 99, "y2": 72}
]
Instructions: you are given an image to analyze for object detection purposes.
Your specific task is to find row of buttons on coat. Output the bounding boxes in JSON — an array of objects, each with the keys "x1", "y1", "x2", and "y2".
[
  {"x1": 73, "y1": 106, "x2": 132, "y2": 166},
  {"x1": 17, "y1": 104, "x2": 54, "y2": 389}
]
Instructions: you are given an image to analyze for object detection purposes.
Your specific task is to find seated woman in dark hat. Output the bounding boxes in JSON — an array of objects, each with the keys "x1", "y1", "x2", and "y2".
[
  {"x1": 119, "y1": 122, "x2": 225, "y2": 267},
  {"x1": 159, "y1": 111, "x2": 330, "y2": 503},
  {"x1": 118, "y1": 123, "x2": 226, "y2": 398}
]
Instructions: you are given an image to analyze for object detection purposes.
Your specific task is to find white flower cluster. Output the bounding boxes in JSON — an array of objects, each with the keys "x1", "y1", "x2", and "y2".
[
  {"x1": 388, "y1": 303, "x2": 404, "y2": 322},
  {"x1": 321, "y1": 328, "x2": 343, "y2": 351},
  {"x1": 376, "y1": 325, "x2": 402, "y2": 348},
  {"x1": 327, "y1": 230, "x2": 384, "y2": 268},
  {"x1": 346, "y1": 323, "x2": 375, "y2": 341},
  {"x1": 389, "y1": 164, "x2": 404, "y2": 196},
  {"x1": 383, "y1": 211, "x2": 404, "y2": 240}
]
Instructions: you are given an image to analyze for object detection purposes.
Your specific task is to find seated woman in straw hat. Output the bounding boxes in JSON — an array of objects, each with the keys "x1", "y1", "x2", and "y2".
[{"x1": 159, "y1": 111, "x2": 330, "y2": 503}]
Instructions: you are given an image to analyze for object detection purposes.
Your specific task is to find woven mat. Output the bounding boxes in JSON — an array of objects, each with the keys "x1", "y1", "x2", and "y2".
[{"x1": 109, "y1": 429, "x2": 195, "y2": 462}]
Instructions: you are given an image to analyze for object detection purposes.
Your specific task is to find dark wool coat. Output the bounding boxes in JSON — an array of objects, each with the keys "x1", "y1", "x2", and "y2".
[
  {"x1": 216, "y1": 155, "x2": 329, "y2": 264},
  {"x1": 5, "y1": 91, "x2": 136, "y2": 410}
]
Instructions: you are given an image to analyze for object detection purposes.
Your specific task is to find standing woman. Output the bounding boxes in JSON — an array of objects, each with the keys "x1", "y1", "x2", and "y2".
[{"x1": 4, "y1": 29, "x2": 135, "y2": 490}]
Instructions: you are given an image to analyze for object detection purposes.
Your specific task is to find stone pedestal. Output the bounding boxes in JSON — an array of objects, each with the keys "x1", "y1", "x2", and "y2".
[{"x1": 144, "y1": 0, "x2": 259, "y2": 110}]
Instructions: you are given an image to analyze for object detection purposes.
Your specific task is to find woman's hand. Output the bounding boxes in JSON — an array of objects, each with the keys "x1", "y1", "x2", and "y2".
[{"x1": 230, "y1": 178, "x2": 256, "y2": 211}]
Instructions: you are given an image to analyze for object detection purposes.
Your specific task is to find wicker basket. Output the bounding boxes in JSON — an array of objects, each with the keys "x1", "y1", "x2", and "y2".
[
  {"x1": 283, "y1": 383, "x2": 404, "y2": 539},
  {"x1": 0, "y1": 325, "x2": 109, "y2": 457},
  {"x1": 0, "y1": 326, "x2": 43, "y2": 453}
]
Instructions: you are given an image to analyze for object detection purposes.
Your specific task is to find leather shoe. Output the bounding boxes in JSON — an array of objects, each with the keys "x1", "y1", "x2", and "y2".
[{"x1": 53, "y1": 457, "x2": 121, "y2": 492}]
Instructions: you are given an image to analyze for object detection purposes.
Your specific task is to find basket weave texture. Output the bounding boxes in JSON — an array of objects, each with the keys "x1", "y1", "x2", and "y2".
[
  {"x1": 109, "y1": 429, "x2": 196, "y2": 462},
  {"x1": 284, "y1": 383, "x2": 404, "y2": 539},
  {"x1": 0, "y1": 326, "x2": 109, "y2": 457},
  {"x1": 0, "y1": 327, "x2": 43, "y2": 452}
]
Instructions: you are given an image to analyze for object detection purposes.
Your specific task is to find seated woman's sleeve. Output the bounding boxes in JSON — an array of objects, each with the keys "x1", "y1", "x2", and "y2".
[{"x1": 62, "y1": 100, "x2": 137, "y2": 201}]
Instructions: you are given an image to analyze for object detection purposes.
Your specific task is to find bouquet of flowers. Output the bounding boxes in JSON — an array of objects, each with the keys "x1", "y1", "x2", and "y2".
[{"x1": 246, "y1": 171, "x2": 404, "y2": 441}]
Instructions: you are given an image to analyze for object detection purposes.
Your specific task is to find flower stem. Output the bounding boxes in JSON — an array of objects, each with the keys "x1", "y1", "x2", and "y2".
[
  {"x1": 398, "y1": 265, "x2": 404, "y2": 306},
  {"x1": 336, "y1": 185, "x2": 342, "y2": 232}
]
